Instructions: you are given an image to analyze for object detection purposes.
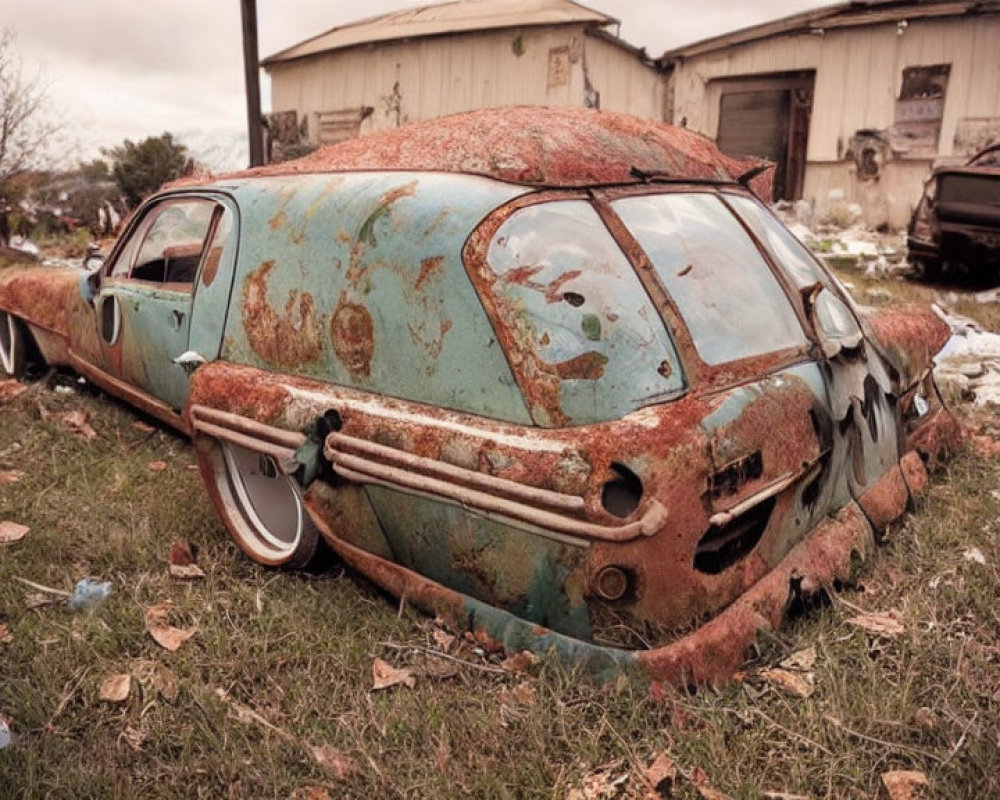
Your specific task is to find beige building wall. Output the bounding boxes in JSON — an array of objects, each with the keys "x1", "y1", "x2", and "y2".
[
  {"x1": 669, "y1": 15, "x2": 1000, "y2": 228},
  {"x1": 268, "y1": 25, "x2": 663, "y2": 141}
]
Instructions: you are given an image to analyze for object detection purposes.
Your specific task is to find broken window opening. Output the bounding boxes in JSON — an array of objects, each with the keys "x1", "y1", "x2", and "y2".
[{"x1": 891, "y1": 64, "x2": 950, "y2": 157}]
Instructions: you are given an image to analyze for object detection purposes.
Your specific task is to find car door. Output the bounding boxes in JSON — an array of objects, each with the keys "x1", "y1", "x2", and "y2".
[{"x1": 95, "y1": 196, "x2": 231, "y2": 413}]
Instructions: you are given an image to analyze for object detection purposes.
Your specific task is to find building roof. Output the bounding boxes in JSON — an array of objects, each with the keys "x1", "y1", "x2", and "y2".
[
  {"x1": 661, "y1": 0, "x2": 1000, "y2": 62},
  {"x1": 263, "y1": 0, "x2": 617, "y2": 66},
  {"x1": 179, "y1": 106, "x2": 772, "y2": 195}
]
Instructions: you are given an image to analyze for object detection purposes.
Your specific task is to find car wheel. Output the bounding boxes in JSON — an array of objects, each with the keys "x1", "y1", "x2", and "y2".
[
  {"x1": 0, "y1": 311, "x2": 30, "y2": 379},
  {"x1": 213, "y1": 440, "x2": 323, "y2": 570}
]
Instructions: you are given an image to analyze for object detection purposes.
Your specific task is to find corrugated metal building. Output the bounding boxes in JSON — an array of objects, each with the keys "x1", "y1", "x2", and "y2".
[
  {"x1": 662, "y1": 0, "x2": 1000, "y2": 228},
  {"x1": 262, "y1": 0, "x2": 663, "y2": 155}
]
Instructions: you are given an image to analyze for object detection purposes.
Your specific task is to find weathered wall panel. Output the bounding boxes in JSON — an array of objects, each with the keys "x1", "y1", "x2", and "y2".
[
  {"x1": 270, "y1": 25, "x2": 663, "y2": 140},
  {"x1": 668, "y1": 14, "x2": 1000, "y2": 226}
]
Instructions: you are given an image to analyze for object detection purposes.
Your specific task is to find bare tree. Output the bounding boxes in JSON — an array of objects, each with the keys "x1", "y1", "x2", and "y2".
[{"x1": 0, "y1": 28, "x2": 54, "y2": 181}]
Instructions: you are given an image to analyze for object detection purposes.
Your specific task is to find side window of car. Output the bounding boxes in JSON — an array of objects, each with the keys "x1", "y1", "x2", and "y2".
[{"x1": 110, "y1": 199, "x2": 216, "y2": 287}]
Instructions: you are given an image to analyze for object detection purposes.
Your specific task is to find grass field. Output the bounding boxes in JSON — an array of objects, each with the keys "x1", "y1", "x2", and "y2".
[{"x1": 1, "y1": 267, "x2": 998, "y2": 799}]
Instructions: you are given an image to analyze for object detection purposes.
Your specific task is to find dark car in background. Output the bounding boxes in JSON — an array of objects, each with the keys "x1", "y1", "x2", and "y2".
[{"x1": 908, "y1": 144, "x2": 1000, "y2": 281}]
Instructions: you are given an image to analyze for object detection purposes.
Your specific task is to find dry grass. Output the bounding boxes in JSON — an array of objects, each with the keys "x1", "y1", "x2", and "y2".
[{"x1": 1, "y1": 277, "x2": 999, "y2": 798}]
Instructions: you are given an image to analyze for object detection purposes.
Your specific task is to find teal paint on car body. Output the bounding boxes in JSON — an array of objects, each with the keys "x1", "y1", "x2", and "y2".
[{"x1": 217, "y1": 172, "x2": 533, "y2": 424}]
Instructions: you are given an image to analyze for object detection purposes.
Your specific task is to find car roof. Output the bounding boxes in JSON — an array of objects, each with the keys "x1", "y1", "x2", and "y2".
[{"x1": 170, "y1": 106, "x2": 773, "y2": 195}]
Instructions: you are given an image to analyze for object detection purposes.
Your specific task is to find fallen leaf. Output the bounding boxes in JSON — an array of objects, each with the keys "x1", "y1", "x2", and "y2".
[
  {"x1": 0, "y1": 521, "x2": 29, "y2": 544},
  {"x1": 497, "y1": 681, "x2": 536, "y2": 707},
  {"x1": 578, "y1": 760, "x2": 629, "y2": 800},
  {"x1": 169, "y1": 540, "x2": 195, "y2": 566},
  {"x1": 431, "y1": 627, "x2": 455, "y2": 651},
  {"x1": 762, "y1": 793, "x2": 812, "y2": 800},
  {"x1": 913, "y1": 706, "x2": 937, "y2": 730},
  {"x1": 779, "y1": 646, "x2": 817, "y2": 672},
  {"x1": 881, "y1": 770, "x2": 930, "y2": 800},
  {"x1": 642, "y1": 751, "x2": 678, "y2": 794},
  {"x1": 847, "y1": 611, "x2": 904, "y2": 638},
  {"x1": 214, "y1": 688, "x2": 293, "y2": 739},
  {"x1": 24, "y1": 592, "x2": 56, "y2": 610},
  {"x1": 99, "y1": 673, "x2": 131, "y2": 703},
  {"x1": 371, "y1": 657, "x2": 416, "y2": 691},
  {"x1": 147, "y1": 460, "x2": 168, "y2": 472},
  {"x1": 692, "y1": 767, "x2": 735, "y2": 800},
  {"x1": 119, "y1": 725, "x2": 147, "y2": 752},
  {"x1": 500, "y1": 650, "x2": 541, "y2": 673},
  {"x1": 433, "y1": 737, "x2": 450, "y2": 772},
  {"x1": 144, "y1": 603, "x2": 197, "y2": 652},
  {"x1": 60, "y1": 410, "x2": 97, "y2": 440},
  {"x1": 419, "y1": 656, "x2": 460, "y2": 680},
  {"x1": 759, "y1": 668, "x2": 815, "y2": 698},
  {"x1": 169, "y1": 563, "x2": 206, "y2": 580},
  {"x1": 962, "y1": 547, "x2": 987, "y2": 565},
  {"x1": 0, "y1": 623, "x2": 11, "y2": 644},
  {"x1": 0, "y1": 470, "x2": 23, "y2": 485},
  {"x1": 133, "y1": 420, "x2": 156, "y2": 433},
  {"x1": 310, "y1": 744, "x2": 359, "y2": 780},
  {"x1": 0, "y1": 380, "x2": 26, "y2": 403},
  {"x1": 131, "y1": 659, "x2": 179, "y2": 703}
]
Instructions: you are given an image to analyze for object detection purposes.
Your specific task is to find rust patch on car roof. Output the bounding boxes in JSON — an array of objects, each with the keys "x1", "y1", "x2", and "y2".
[{"x1": 175, "y1": 107, "x2": 774, "y2": 197}]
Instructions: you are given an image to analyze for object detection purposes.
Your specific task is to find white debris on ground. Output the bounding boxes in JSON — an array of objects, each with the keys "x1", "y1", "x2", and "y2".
[
  {"x1": 773, "y1": 201, "x2": 911, "y2": 284},
  {"x1": 772, "y1": 201, "x2": 1000, "y2": 409},
  {"x1": 932, "y1": 307, "x2": 1000, "y2": 407}
]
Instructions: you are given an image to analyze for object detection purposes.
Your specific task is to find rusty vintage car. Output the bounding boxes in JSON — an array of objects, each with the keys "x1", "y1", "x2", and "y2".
[
  {"x1": 0, "y1": 107, "x2": 959, "y2": 683},
  {"x1": 908, "y1": 143, "x2": 1000, "y2": 281}
]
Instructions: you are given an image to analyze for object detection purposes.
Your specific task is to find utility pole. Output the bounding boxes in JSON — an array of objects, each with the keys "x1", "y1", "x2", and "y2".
[{"x1": 240, "y1": 0, "x2": 264, "y2": 167}]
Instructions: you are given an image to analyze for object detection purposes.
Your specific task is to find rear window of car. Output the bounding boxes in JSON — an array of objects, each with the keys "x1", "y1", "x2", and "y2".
[
  {"x1": 485, "y1": 200, "x2": 684, "y2": 425},
  {"x1": 612, "y1": 193, "x2": 808, "y2": 366}
]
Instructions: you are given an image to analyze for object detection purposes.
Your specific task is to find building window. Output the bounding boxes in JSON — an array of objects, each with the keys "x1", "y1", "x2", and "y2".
[{"x1": 891, "y1": 64, "x2": 950, "y2": 157}]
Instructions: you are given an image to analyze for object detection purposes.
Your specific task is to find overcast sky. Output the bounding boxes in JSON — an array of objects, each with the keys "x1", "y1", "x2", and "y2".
[{"x1": 4, "y1": 0, "x2": 827, "y2": 169}]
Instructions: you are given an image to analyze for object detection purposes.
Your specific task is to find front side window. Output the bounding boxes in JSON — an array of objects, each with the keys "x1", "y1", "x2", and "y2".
[
  {"x1": 110, "y1": 198, "x2": 216, "y2": 285},
  {"x1": 612, "y1": 193, "x2": 808, "y2": 366},
  {"x1": 484, "y1": 200, "x2": 684, "y2": 425}
]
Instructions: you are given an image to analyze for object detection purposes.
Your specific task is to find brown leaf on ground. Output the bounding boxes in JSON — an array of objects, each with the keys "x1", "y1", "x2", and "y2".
[
  {"x1": 0, "y1": 623, "x2": 11, "y2": 645},
  {"x1": 169, "y1": 563, "x2": 206, "y2": 580},
  {"x1": 310, "y1": 744, "x2": 359, "y2": 780},
  {"x1": 500, "y1": 650, "x2": 541, "y2": 673},
  {"x1": 133, "y1": 420, "x2": 156, "y2": 433},
  {"x1": 881, "y1": 770, "x2": 930, "y2": 800},
  {"x1": 847, "y1": 610, "x2": 905, "y2": 638},
  {"x1": 144, "y1": 603, "x2": 197, "y2": 652},
  {"x1": 371, "y1": 657, "x2": 416, "y2": 691},
  {"x1": 642, "y1": 751, "x2": 678, "y2": 795},
  {"x1": 762, "y1": 793, "x2": 812, "y2": 800},
  {"x1": 147, "y1": 460, "x2": 168, "y2": 472},
  {"x1": 0, "y1": 470, "x2": 23, "y2": 485},
  {"x1": 119, "y1": 725, "x2": 147, "y2": 752},
  {"x1": 0, "y1": 521, "x2": 29, "y2": 544},
  {"x1": 214, "y1": 688, "x2": 294, "y2": 740},
  {"x1": 24, "y1": 592, "x2": 56, "y2": 609},
  {"x1": 169, "y1": 540, "x2": 195, "y2": 566},
  {"x1": 131, "y1": 659, "x2": 179, "y2": 703},
  {"x1": 60, "y1": 410, "x2": 97, "y2": 440},
  {"x1": 577, "y1": 760, "x2": 629, "y2": 800},
  {"x1": 971, "y1": 434, "x2": 1000, "y2": 458},
  {"x1": 431, "y1": 627, "x2": 455, "y2": 651},
  {"x1": 692, "y1": 767, "x2": 735, "y2": 800},
  {"x1": 759, "y1": 667, "x2": 815, "y2": 698},
  {"x1": 0, "y1": 380, "x2": 26, "y2": 403},
  {"x1": 779, "y1": 646, "x2": 817, "y2": 672},
  {"x1": 98, "y1": 673, "x2": 131, "y2": 703},
  {"x1": 419, "y1": 656, "x2": 460, "y2": 680},
  {"x1": 497, "y1": 681, "x2": 536, "y2": 707}
]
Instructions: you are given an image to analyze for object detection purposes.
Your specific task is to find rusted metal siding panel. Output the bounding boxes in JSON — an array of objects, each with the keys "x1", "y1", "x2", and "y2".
[
  {"x1": 220, "y1": 172, "x2": 533, "y2": 423},
  {"x1": 582, "y1": 34, "x2": 663, "y2": 118},
  {"x1": 670, "y1": 16, "x2": 999, "y2": 163}
]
